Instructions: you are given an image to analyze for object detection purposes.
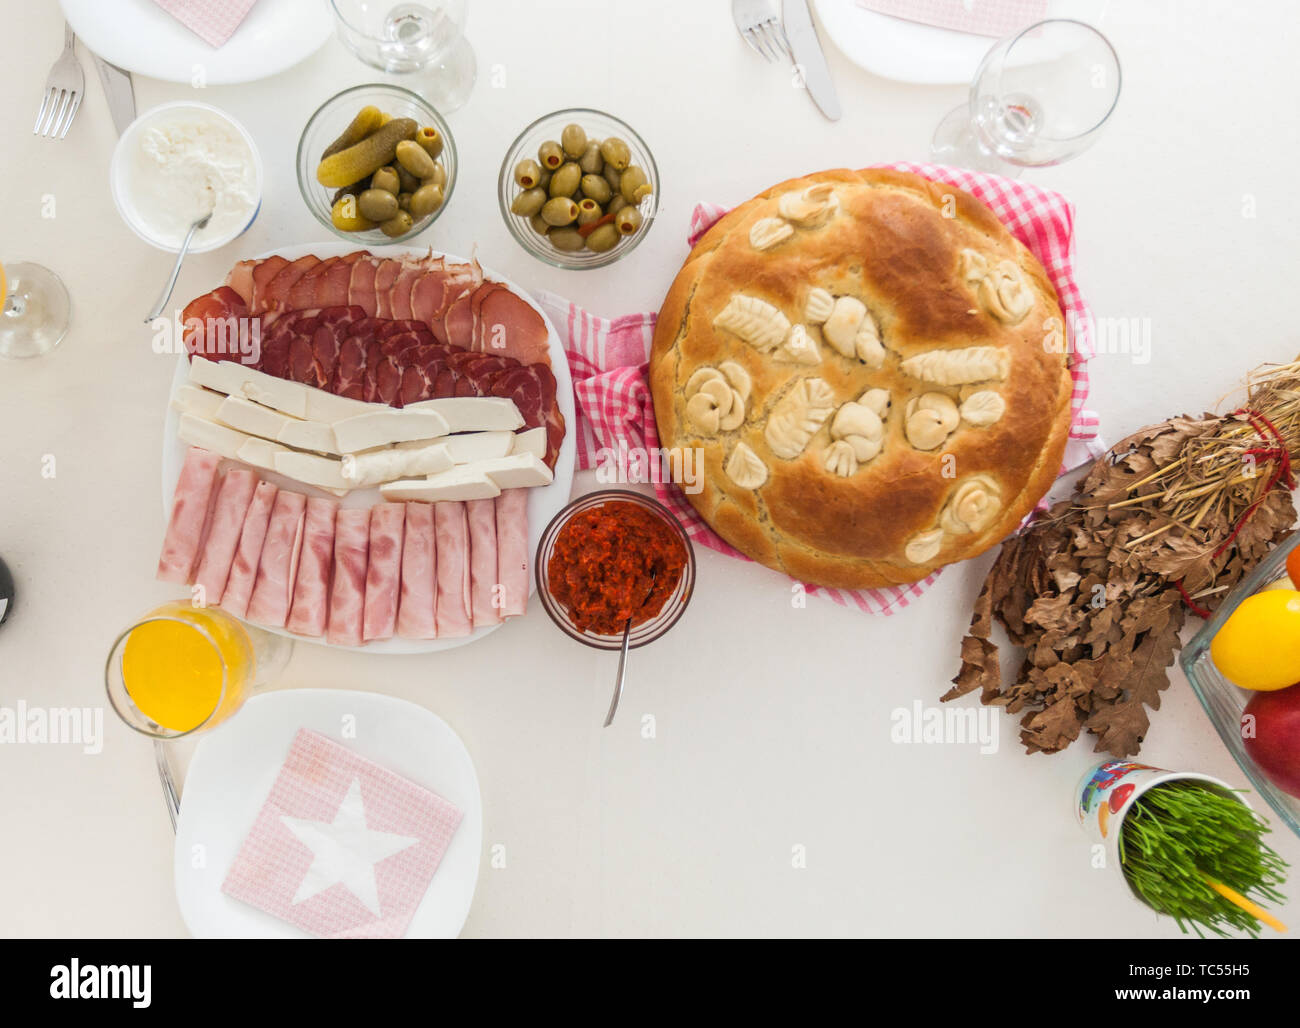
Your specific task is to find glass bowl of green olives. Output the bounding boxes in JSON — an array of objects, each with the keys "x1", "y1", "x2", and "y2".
[
  {"x1": 499, "y1": 108, "x2": 658, "y2": 270},
  {"x1": 297, "y1": 83, "x2": 457, "y2": 246}
]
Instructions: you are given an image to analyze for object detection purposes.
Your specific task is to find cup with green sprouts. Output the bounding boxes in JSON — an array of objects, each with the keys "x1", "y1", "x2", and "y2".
[{"x1": 1077, "y1": 760, "x2": 1289, "y2": 937}]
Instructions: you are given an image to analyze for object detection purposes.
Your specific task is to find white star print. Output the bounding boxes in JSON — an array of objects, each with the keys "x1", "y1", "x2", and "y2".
[{"x1": 281, "y1": 778, "x2": 418, "y2": 916}]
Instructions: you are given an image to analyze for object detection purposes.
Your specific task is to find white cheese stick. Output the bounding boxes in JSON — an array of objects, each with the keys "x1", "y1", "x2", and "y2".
[
  {"x1": 510, "y1": 426, "x2": 547, "y2": 460},
  {"x1": 475, "y1": 452, "x2": 554, "y2": 490},
  {"x1": 171, "y1": 384, "x2": 225, "y2": 420},
  {"x1": 236, "y1": 436, "x2": 290, "y2": 473},
  {"x1": 277, "y1": 417, "x2": 343, "y2": 455},
  {"x1": 379, "y1": 468, "x2": 501, "y2": 502},
  {"x1": 178, "y1": 413, "x2": 256, "y2": 461},
  {"x1": 340, "y1": 442, "x2": 454, "y2": 488},
  {"x1": 434, "y1": 431, "x2": 515, "y2": 465},
  {"x1": 273, "y1": 451, "x2": 352, "y2": 492},
  {"x1": 331, "y1": 409, "x2": 452, "y2": 453},
  {"x1": 403, "y1": 396, "x2": 524, "y2": 432},
  {"x1": 216, "y1": 395, "x2": 296, "y2": 443},
  {"x1": 187, "y1": 356, "x2": 373, "y2": 423}
]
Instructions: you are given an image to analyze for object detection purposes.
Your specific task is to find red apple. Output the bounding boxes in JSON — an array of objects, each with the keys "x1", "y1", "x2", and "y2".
[
  {"x1": 1108, "y1": 783, "x2": 1135, "y2": 813},
  {"x1": 1243, "y1": 684, "x2": 1300, "y2": 798}
]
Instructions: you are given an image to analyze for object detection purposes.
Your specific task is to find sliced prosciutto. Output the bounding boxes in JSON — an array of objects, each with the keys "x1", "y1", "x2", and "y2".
[
  {"x1": 362, "y1": 502, "x2": 405, "y2": 642},
  {"x1": 396, "y1": 502, "x2": 437, "y2": 639},
  {"x1": 434, "y1": 502, "x2": 472, "y2": 637},
  {"x1": 181, "y1": 287, "x2": 252, "y2": 360},
  {"x1": 495, "y1": 489, "x2": 530, "y2": 618},
  {"x1": 246, "y1": 490, "x2": 307, "y2": 629},
  {"x1": 286, "y1": 496, "x2": 339, "y2": 638},
  {"x1": 157, "y1": 447, "x2": 223, "y2": 583},
  {"x1": 327, "y1": 508, "x2": 370, "y2": 647},
  {"x1": 220, "y1": 480, "x2": 278, "y2": 619},
  {"x1": 471, "y1": 282, "x2": 551, "y2": 367},
  {"x1": 466, "y1": 498, "x2": 501, "y2": 627},
  {"x1": 192, "y1": 468, "x2": 258, "y2": 605}
]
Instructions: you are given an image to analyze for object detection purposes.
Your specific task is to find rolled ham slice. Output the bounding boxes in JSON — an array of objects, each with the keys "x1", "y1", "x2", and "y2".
[
  {"x1": 466, "y1": 498, "x2": 501, "y2": 627},
  {"x1": 495, "y1": 488, "x2": 530, "y2": 618},
  {"x1": 396, "y1": 502, "x2": 437, "y2": 639},
  {"x1": 192, "y1": 468, "x2": 258, "y2": 606},
  {"x1": 220, "y1": 480, "x2": 278, "y2": 619},
  {"x1": 157, "y1": 446, "x2": 223, "y2": 584},
  {"x1": 286, "y1": 496, "x2": 339, "y2": 638},
  {"x1": 362, "y1": 502, "x2": 405, "y2": 641},
  {"x1": 327, "y1": 508, "x2": 370, "y2": 647},
  {"x1": 435, "y1": 502, "x2": 472, "y2": 637},
  {"x1": 245, "y1": 490, "x2": 307, "y2": 629}
]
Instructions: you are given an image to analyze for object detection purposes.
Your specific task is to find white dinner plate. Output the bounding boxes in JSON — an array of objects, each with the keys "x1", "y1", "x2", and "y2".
[
  {"x1": 812, "y1": 0, "x2": 1110, "y2": 85},
  {"x1": 174, "y1": 688, "x2": 482, "y2": 939},
  {"x1": 60, "y1": 0, "x2": 333, "y2": 85},
  {"x1": 160, "y1": 242, "x2": 577, "y2": 654}
]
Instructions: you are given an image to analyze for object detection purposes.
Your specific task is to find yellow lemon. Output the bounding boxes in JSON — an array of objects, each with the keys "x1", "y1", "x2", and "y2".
[{"x1": 1211, "y1": 589, "x2": 1300, "y2": 691}]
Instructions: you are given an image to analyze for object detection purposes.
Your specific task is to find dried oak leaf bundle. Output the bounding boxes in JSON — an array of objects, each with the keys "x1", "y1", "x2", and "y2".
[{"x1": 947, "y1": 362, "x2": 1300, "y2": 758}]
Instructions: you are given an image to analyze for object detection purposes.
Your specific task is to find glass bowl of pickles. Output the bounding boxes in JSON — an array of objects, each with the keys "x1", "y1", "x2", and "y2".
[
  {"x1": 297, "y1": 83, "x2": 456, "y2": 246},
  {"x1": 498, "y1": 108, "x2": 658, "y2": 270}
]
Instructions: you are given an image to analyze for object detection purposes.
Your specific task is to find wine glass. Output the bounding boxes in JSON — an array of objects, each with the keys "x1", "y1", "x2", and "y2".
[
  {"x1": 0, "y1": 261, "x2": 70, "y2": 359},
  {"x1": 931, "y1": 19, "x2": 1121, "y2": 175},
  {"x1": 331, "y1": 0, "x2": 477, "y2": 113}
]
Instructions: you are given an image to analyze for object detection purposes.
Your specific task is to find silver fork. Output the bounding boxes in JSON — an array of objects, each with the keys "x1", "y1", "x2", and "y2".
[
  {"x1": 732, "y1": 0, "x2": 792, "y2": 62},
  {"x1": 34, "y1": 22, "x2": 85, "y2": 139}
]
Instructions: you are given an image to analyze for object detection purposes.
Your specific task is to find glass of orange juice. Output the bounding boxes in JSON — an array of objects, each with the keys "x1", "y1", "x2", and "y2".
[{"x1": 105, "y1": 602, "x2": 292, "y2": 739}]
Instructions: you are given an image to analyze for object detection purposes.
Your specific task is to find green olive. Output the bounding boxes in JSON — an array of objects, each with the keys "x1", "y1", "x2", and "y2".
[
  {"x1": 396, "y1": 164, "x2": 421, "y2": 194},
  {"x1": 528, "y1": 212, "x2": 550, "y2": 235},
  {"x1": 541, "y1": 196, "x2": 578, "y2": 226},
  {"x1": 415, "y1": 126, "x2": 444, "y2": 160},
  {"x1": 358, "y1": 188, "x2": 399, "y2": 222},
  {"x1": 579, "y1": 174, "x2": 612, "y2": 204},
  {"x1": 548, "y1": 162, "x2": 581, "y2": 198},
  {"x1": 599, "y1": 137, "x2": 631, "y2": 171},
  {"x1": 370, "y1": 166, "x2": 400, "y2": 195},
  {"x1": 619, "y1": 165, "x2": 650, "y2": 203},
  {"x1": 538, "y1": 140, "x2": 564, "y2": 170},
  {"x1": 576, "y1": 198, "x2": 603, "y2": 226},
  {"x1": 510, "y1": 187, "x2": 547, "y2": 217},
  {"x1": 560, "y1": 123, "x2": 588, "y2": 158},
  {"x1": 426, "y1": 163, "x2": 448, "y2": 189},
  {"x1": 514, "y1": 158, "x2": 542, "y2": 189},
  {"x1": 602, "y1": 164, "x2": 621, "y2": 192},
  {"x1": 380, "y1": 210, "x2": 414, "y2": 238},
  {"x1": 585, "y1": 223, "x2": 620, "y2": 252},
  {"x1": 409, "y1": 182, "x2": 445, "y2": 219},
  {"x1": 548, "y1": 227, "x2": 585, "y2": 252},
  {"x1": 578, "y1": 142, "x2": 604, "y2": 175},
  {"x1": 615, "y1": 205, "x2": 643, "y2": 235},
  {"x1": 397, "y1": 192, "x2": 413, "y2": 211},
  {"x1": 536, "y1": 168, "x2": 552, "y2": 192},
  {"x1": 395, "y1": 139, "x2": 437, "y2": 179},
  {"x1": 606, "y1": 194, "x2": 629, "y2": 216}
]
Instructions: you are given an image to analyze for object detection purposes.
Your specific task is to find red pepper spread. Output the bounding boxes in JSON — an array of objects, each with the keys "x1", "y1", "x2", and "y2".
[{"x1": 547, "y1": 501, "x2": 687, "y2": 635}]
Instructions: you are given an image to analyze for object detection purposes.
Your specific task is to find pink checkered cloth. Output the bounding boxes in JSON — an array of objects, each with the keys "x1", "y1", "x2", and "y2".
[
  {"x1": 856, "y1": 0, "x2": 1048, "y2": 37},
  {"x1": 533, "y1": 163, "x2": 1104, "y2": 616},
  {"x1": 153, "y1": 0, "x2": 259, "y2": 48},
  {"x1": 221, "y1": 729, "x2": 462, "y2": 938}
]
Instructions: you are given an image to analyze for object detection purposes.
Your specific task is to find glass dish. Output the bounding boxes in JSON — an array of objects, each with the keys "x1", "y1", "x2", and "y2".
[
  {"x1": 498, "y1": 108, "x2": 658, "y2": 270},
  {"x1": 1181, "y1": 532, "x2": 1300, "y2": 840},
  {"x1": 296, "y1": 83, "x2": 457, "y2": 246},
  {"x1": 535, "y1": 490, "x2": 694, "y2": 650}
]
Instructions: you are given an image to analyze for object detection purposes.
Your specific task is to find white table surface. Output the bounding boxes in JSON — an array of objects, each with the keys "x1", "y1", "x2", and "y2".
[{"x1": 2, "y1": 0, "x2": 1298, "y2": 938}]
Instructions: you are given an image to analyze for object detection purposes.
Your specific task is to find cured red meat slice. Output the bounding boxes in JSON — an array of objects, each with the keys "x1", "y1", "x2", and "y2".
[
  {"x1": 466, "y1": 498, "x2": 500, "y2": 627},
  {"x1": 289, "y1": 256, "x2": 337, "y2": 310},
  {"x1": 264, "y1": 255, "x2": 319, "y2": 312},
  {"x1": 314, "y1": 256, "x2": 358, "y2": 309},
  {"x1": 373, "y1": 353, "x2": 404, "y2": 405},
  {"x1": 334, "y1": 334, "x2": 370, "y2": 400},
  {"x1": 181, "y1": 287, "x2": 251, "y2": 359},
  {"x1": 327, "y1": 507, "x2": 370, "y2": 647},
  {"x1": 249, "y1": 256, "x2": 288, "y2": 312},
  {"x1": 453, "y1": 374, "x2": 479, "y2": 397},
  {"x1": 193, "y1": 468, "x2": 258, "y2": 606},
  {"x1": 373, "y1": 259, "x2": 403, "y2": 319},
  {"x1": 433, "y1": 366, "x2": 459, "y2": 397},
  {"x1": 410, "y1": 267, "x2": 447, "y2": 326},
  {"x1": 362, "y1": 502, "x2": 405, "y2": 641},
  {"x1": 246, "y1": 490, "x2": 307, "y2": 629},
  {"x1": 389, "y1": 263, "x2": 424, "y2": 321},
  {"x1": 220, "y1": 480, "x2": 278, "y2": 619},
  {"x1": 398, "y1": 365, "x2": 430, "y2": 407},
  {"x1": 286, "y1": 496, "x2": 338, "y2": 638},
  {"x1": 396, "y1": 502, "x2": 437, "y2": 639},
  {"x1": 226, "y1": 261, "x2": 256, "y2": 306},
  {"x1": 434, "y1": 502, "x2": 471, "y2": 637},
  {"x1": 494, "y1": 488, "x2": 529, "y2": 618},
  {"x1": 475, "y1": 284, "x2": 551, "y2": 366},
  {"x1": 443, "y1": 291, "x2": 474, "y2": 348},
  {"x1": 157, "y1": 447, "x2": 222, "y2": 583},
  {"x1": 348, "y1": 255, "x2": 380, "y2": 316},
  {"x1": 488, "y1": 364, "x2": 563, "y2": 468}
]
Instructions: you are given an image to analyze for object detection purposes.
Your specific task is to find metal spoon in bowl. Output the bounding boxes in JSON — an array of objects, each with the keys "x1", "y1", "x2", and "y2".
[
  {"x1": 144, "y1": 209, "x2": 211, "y2": 324},
  {"x1": 604, "y1": 571, "x2": 657, "y2": 728}
]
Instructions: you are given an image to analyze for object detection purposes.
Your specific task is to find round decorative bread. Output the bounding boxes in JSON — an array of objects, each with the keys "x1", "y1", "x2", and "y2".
[{"x1": 649, "y1": 167, "x2": 1073, "y2": 589}]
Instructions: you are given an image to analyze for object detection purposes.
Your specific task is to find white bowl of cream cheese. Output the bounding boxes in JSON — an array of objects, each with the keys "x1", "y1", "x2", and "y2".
[{"x1": 111, "y1": 101, "x2": 263, "y2": 253}]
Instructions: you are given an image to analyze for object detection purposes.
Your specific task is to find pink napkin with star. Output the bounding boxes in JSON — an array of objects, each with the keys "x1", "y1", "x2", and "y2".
[
  {"x1": 221, "y1": 729, "x2": 462, "y2": 938},
  {"x1": 533, "y1": 163, "x2": 1105, "y2": 616},
  {"x1": 153, "y1": 0, "x2": 259, "y2": 48}
]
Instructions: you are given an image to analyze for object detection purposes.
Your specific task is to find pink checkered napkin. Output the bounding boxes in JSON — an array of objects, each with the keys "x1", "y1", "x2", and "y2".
[
  {"x1": 532, "y1": 163, "x2": 1105, "y2": 616},
  {"x1": 856, "y1": 0, "x2": 1048, "y2": 38},
  {"x1": 221, "y1": 729, "x2": 462, "y2": 938},
  {"x1": 153, "y1": 0, "x2": 259, "y2": 48}
]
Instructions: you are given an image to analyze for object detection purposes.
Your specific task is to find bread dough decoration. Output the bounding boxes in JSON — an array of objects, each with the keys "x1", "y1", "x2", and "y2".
[
  {"x1": 750, "y1": 217, "x2": 794, "y2": 251},
  {"x1": 939, "y1": 474, "x2": 1002, "y2": 535},
  {"x1": 804, "y1": 288, "x2": 835, "y2": 324},
  {"x1": 821, "y1": 296, "x2": 885, "y2": 368},
  {"x1": 960, "y1": 249, "x2": 1034, "y2": 325},
  {"x1": 713, "y1": 295, "x2": 791, "y2": 353},
  {"x1": 959, "y1": 390, "x2": 1006, "y2": 427},
  {"x1": 904, "y1": 392, "x2": 961, "y2": 451},
  {"x1": 899, "y1": 345, "x2": 1009, "y2": 386},
  {"x1": 824, "y1": 388, "x2": 891, "y2": 477},
  {"x1": 904, "y1": 529, "x2": 945, "y2": 565},
  {"x1": 778, "y1": 323, "x2": 821, "y2": 365},
  {"x1": 685, "y1": 364, "x2": 750, "y2": 434},
  {"x1": 725, "y1": 441, "x2": 768, "y2": 489},
  {"x1": 777, "y1": 183, "x2": 839, "y2": 227},
  {"x1": 765, "y1": 377, "x2": 835, "y2": 459}
]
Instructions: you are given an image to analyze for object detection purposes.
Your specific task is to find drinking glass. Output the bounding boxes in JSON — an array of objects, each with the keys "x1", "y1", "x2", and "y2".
[
  {"x1": 331, "y1": 0, "x2": 476, "y2": 113},
  {"x1": 105, "y1": 602, "x2": 293, "y2": 740},
  {"x1": 931, "y1": 19, "x2": 1121, "y2": 175},
  {"x1": 0, "y1": 261, "x2": 70, "y2": 358}
]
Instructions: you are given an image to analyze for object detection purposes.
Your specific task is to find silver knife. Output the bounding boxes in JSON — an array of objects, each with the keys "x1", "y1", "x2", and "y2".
[
  {"x1": 92, "y1": 54, "x2": 136, "y2": 135},
  {"x1": 782, "y1": 0, "x2": 841, "y2": 121}
]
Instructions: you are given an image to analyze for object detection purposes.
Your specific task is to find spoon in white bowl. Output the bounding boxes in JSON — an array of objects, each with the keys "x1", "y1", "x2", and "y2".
[
  {"x1": 604, "y1": 571, "x2": 657, "y2": 728},
  {"x1": 144, "y1": 209, "x2": 211, "y2": 323}
]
